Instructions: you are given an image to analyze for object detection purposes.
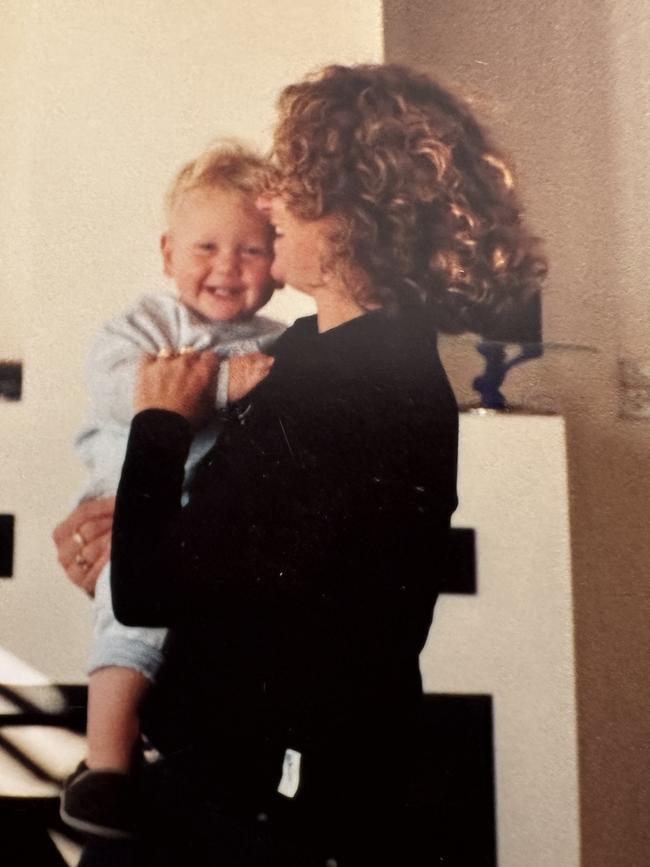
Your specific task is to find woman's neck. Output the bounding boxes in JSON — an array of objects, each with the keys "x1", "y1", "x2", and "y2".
[
  {"x1": 311, "y1": 274, "x2": 380, "y2": 333},
  {"x1": 312, "y1": 292, "x2": 365, "y2": 332}
]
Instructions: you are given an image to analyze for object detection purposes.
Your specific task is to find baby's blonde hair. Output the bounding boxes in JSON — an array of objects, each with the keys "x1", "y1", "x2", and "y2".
[{"x1": 164, "y1": 140, "x2": 271, "y2": 225}]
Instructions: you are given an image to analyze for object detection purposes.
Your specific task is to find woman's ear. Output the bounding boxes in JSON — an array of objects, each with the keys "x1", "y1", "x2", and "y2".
[{"x1": 160, "y1": 233, "x2": 174, "y2": 277}]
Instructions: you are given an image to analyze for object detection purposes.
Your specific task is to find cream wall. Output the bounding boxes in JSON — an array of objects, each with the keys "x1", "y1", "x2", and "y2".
[
  {"x1": 385, "y1": 2, "x2": 650, "y2": 865},
  {"x1": 0, "y1": 0, "x2": 382, "y2": 678}
]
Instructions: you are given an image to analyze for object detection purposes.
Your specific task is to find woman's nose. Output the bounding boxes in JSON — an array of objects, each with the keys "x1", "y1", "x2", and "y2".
[{"x1": 256, "y1": 195, "x2": 273, "y2": 217}]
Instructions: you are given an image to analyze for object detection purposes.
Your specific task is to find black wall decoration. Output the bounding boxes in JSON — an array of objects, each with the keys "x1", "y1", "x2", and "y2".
[
  {"x1": 0, "y1": 361, "x2": 22, "y2": 401},
  {"x1": 0, "y1": 515, "x2": 15, "y2": 578}
]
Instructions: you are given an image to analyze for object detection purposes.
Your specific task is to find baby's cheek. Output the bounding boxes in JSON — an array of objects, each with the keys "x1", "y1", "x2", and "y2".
[
  {"x1": 192, "y1": 262, "x2": 212, "y2": 278},
  {"x1": 249, "y1": 271, "x2": 273, "y2": 293},
  {"x1": 255, "y1": 259, "x2": 274, "y2": 277}
]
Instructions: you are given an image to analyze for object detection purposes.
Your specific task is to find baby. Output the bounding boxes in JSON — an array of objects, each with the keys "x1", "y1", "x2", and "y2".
[{"x1": 60, "y1": 142, "x2": 285, "y2": 838}]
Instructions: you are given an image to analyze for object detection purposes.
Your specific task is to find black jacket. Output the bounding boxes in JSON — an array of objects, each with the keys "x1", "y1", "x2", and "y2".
[{"x1": 112, "y1": 310, "x2": 458, "y2": 785}]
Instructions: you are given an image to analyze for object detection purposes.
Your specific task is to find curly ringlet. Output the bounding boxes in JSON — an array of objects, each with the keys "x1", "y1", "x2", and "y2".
[
  {"x1": 165, "y1": 140, "x2": 273, "y2": 227},
  {"x1": 272, "y1": 64, "x2": 546, "y2": 334}
]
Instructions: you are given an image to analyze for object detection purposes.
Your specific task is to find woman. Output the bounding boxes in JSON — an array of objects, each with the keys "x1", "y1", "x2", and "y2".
[{"x1": 60, "y1": 64, "x2": 544, "y2": 865}]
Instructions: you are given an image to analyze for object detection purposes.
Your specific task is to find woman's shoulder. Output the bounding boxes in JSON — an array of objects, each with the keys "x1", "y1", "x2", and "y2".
[
  {"x1": 328, "y1": 308, "x2": 443, "y2": 373},
  {"x1": 354, "y1": 310, "x2": 458, "y2": 420},
  {"x1": 269, "y1": 314, "x2": 319, "y2": 357}
]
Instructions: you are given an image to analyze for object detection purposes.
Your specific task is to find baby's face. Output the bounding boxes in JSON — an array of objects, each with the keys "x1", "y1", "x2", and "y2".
[{"x1": 162, "y1": 187, "x2": 276, "y2": 322}]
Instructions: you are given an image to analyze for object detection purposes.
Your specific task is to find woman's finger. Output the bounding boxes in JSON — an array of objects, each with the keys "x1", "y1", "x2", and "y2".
[
  {"x1": 75, "y1": 516, "x2": 114, "y2": 546},
  {"x1": 57, "y1": 532, "x2": 85, "y2": 572},
  {"x1": 80, "y1": 535, "x2": 111, "y2": 566},
  {"x1": 60, "y1": 533, "x2": 110, "y2": 591},
  {"x1": 74, "y1": 495, "x2": 115, "y2": 522},
  {"x1": 52, "y1": 497, "x2": 115, "y2": 546},
  {"x1": 54, "y1": 519, "x2": 112, "y2": 567},
  {"x1": 78, "y1": 547, "x2": 110, "y2": 598},
  {"x1": 53, "y1": 497, "x2": 115, "y2": 592},
  {"x1": 61, "y1": 526, "x2": 111, "y2": 567}
]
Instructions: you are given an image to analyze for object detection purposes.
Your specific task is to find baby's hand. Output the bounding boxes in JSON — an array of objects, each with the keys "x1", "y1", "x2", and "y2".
[{"x1": 228, "y1": 352, "x2": 275, "y2": 403}]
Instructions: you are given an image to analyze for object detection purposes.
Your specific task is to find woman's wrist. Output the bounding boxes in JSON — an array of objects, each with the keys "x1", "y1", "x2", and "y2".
[{"x1": 131, "y1": 407, "x2": 193, "y2": 439}]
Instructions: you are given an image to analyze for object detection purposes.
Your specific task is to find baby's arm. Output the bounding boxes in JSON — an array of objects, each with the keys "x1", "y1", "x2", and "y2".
[
  {"x1": 84, "y1": 303, "x2": 176, "y2": 429},
  {"x1": 75, "y1": 296, "x2": 218, "y2": 495},
  {"x1": 215, "y1": 318, "x2": 285, "y2": 406},
  {"x1": 74, "y1": 332, "x2": 151, "y2": 501}
]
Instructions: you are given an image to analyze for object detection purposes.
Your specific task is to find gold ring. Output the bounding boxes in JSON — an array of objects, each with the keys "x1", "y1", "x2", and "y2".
[
  {"x1": 73, "y1": 530, "x2": 86, "y2": 547},
  {"x1": 157, "y1": 347, "x2": 175, "y2": 359}
]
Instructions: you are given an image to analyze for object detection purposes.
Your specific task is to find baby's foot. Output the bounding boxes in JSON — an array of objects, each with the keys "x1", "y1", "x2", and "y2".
[{"x1": 60, "y1": 761, "x2": 138, "y2": 839}]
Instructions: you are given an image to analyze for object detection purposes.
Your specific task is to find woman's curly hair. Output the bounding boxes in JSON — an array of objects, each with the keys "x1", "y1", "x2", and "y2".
[{"x1": 272, "y1": 64, "x2": 546, "y2": 335}]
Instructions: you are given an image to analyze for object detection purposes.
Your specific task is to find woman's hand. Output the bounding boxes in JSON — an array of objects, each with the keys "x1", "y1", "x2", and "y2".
[
  {"x1": 52, "y1": 496, "x2": 115, "y2": 596},
  {"x1": 228, "y1": 352, "x2": 275, "y2": 403},
  {"x1": 135, "y1": 349, "x2": 219, "y2": 426}
]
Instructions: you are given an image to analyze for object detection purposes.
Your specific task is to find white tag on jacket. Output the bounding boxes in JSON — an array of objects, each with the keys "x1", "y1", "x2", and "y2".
[{"x1": 277, "y1": 748, "x2": 302, "y2": 798}]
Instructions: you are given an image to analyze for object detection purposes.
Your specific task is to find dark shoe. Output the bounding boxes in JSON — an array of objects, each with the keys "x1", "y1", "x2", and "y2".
[{"x1": 60, "y1": 761, "x2": 138, "y2": 839}]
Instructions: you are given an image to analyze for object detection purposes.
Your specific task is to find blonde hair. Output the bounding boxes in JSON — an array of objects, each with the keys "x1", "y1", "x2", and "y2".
[{"x1": 164, "y1": 140, "x2": 271, "y2": 225}]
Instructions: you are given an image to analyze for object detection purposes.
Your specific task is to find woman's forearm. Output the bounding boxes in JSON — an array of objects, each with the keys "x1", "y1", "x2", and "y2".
[
  {"x1": 111, "y1": 409, "x2": 193, "y2": 626},
  {"x1": 111, "y1": 407, "x2": 275, "y2": 626}
]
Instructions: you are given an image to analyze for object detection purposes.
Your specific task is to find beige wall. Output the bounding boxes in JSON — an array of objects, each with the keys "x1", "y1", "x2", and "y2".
[
  {"x1": 385, "y1": 2, "x2": 650, "y2": 865},
  {"x1": 0, "y1": 0, "x2": 382, "y2": 677}
]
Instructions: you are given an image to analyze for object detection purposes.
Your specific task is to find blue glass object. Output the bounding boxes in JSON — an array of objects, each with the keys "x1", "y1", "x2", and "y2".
[{"x1": 472, "y1": 341, "x2": 544, "y2": 410}]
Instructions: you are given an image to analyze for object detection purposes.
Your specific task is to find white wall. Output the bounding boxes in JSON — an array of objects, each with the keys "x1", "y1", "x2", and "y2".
[{"x1": 0, "y1": 0, "x2": 383, "y2": 678}]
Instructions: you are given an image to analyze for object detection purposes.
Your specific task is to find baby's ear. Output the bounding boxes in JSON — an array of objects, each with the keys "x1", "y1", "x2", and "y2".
[{"x1": 160, "y1": 233, "x2": 174, "y2": 277}]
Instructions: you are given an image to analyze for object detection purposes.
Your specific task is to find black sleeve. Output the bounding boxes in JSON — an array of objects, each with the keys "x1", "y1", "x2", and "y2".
[
  {"x1": 112, "y1": 384, "x2": 457, "y2": 650},
  {"x1": 111, "y1": 409, "x2": 193, "y2": 626},
  {"x1": 111, "y1": 406, "x2": 324, "y2": 627}
]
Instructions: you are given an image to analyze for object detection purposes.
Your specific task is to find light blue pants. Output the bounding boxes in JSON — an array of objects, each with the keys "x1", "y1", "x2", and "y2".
[{"x1": 89, "y1": 563, "x2": 167, "y2": 681}]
